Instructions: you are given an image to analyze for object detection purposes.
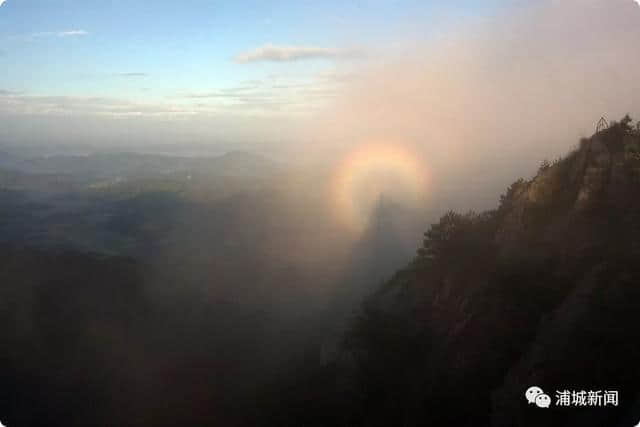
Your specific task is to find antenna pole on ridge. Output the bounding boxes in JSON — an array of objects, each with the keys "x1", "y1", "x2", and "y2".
[{"x1": 596, "y1": 117, "x2": 609, "y2": 133}]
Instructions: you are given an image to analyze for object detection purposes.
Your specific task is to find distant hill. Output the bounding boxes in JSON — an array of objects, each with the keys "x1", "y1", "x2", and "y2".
[
  {"x1": 0, "y1": 149, "x2": 280, "y2": 180},
  {"x1": 262, "y1": 117, "x2": 640, "y2": 427}
]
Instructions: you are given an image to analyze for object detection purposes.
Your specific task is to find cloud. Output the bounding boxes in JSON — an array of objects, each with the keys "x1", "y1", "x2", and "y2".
[
  {"x1": 0, "y1": 84, "x2": 331, "y2": 117},
  {"x1": 118, "y1": 72, "x2": 148, "y2": 78},
  {"x1": 178, "y1": 75, "x2": 344, "y2": 115},
  {"x1": 57, "y1": 30, "x2": 88, "y2": 37},
  {"x1": 27, "y1": 30, "x2": 89, "y2": 39},
  {"x1": 6, "y1": 30, "x2": 89, "y2": 42},
  {"x1": 0, "y1": 0, "x2": 7, "y2": 7},
  {"x1": 306, "y1": 0, "x2": 640, "y2": 211},
  {"x1": 234, "y1": 44, "x2": 361, "y2": 63},
  {"x1": 0, "y1": 92, "x2": 196, "y2": 117}
]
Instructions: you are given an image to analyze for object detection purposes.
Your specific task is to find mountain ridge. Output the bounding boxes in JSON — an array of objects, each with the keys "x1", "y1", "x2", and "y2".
[
  {"x1": 262, "y1": 117, "x2": 640, "y2": 427},
  {"x1": 351, "y1": 117, "x2": 640, "y2": 427}
]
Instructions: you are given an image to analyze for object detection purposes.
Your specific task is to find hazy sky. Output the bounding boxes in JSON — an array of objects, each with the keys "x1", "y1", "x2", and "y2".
[
  {"x1": 0, "y1": 1, "x2": 504, "y2": 122},
  {"x1": 1, "y1": 0, "x2": 639, "y2": 155}
]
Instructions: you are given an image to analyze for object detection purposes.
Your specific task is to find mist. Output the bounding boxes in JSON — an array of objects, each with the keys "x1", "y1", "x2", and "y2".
[
  {"x1": 2, "y1": 1, "x2": 640, "y2": 426},
  {"x1": 306, "y1": 0, "x2": 640, "y2": 211}
]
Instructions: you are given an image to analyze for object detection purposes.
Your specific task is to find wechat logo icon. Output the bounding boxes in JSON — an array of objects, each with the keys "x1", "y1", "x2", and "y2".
[{"x1": 526, "y1": 386, "x2": 551, "y2": 408}]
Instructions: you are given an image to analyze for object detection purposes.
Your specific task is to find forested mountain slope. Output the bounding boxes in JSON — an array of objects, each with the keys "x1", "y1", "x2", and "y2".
[
  {"x1": 264, "y1": 117, "x2": 640, "y2": 427},
  {"x1": 348, "y1": 117, "x2": 640, "y2": 427}
]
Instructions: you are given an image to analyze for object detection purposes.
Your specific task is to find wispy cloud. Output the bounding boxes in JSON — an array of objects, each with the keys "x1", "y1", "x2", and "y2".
[
  {"x1": 56, "y1": 30, "x2": 88, "y2": 37},
  {"x1": 234, "y1": 43, "x2": 361, "y2": 63},
  {"x1": 0, "y1": 91, "x2": 195, "y2": 117},
  {"x1": 177, "y1": 74, "x2": 345, "y2": 115},
  {"x1": 0, "y1": 72, "x2": 346, "y2": 118},
  {"x1": 0, "y1": 89, "x2": 311, "y2": 117},
  {"x1": 0, "y1": 0, "x2": 7, "y2": 7},
  {"x1": 118, "y1": 72, "x2": 148, "y2": 78},
  {"x1": 11, "y1": 30, "x2": 89, "y2": 41}
]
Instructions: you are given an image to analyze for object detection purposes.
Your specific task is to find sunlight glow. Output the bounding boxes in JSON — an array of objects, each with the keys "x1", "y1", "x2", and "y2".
[{"x1": 332, "y1": 143, "x2": 429, "y2": 233}]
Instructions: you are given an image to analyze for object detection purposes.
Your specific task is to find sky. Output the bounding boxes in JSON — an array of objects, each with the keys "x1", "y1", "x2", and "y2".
[
  {"x1": 0, "y1": 0, "x2": 508, "y2": 146},
  {"x1": 1, "y1": 0, "x2": 639, "y2": 158}
]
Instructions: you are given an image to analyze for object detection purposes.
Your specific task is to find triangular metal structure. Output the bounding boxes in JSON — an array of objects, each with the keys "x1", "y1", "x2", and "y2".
[{"x1": 596, "y1": 117, "x2": 609, "y2": 133}]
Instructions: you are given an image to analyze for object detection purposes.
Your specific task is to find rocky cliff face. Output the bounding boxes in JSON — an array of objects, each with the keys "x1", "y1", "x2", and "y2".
[
  {"x1": 337, "y1": 119, "x2": 640, "y2": 427},
  {"x1": 497, "y1": 121, "x2": 640, "y2": 253}
]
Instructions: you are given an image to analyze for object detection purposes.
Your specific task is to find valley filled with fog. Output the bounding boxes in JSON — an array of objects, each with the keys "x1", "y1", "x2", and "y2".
[
  {"x1": 2, "y1": 0, "x2": 640, "y2": 426},
  {"x1": 0, "y1": 145, "x2": 433, "y2": 424}
]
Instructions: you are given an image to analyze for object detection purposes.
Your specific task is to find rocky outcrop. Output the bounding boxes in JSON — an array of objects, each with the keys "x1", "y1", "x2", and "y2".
[{"x1": 341, "y1": 120, "x2": 640, "y2": 427}]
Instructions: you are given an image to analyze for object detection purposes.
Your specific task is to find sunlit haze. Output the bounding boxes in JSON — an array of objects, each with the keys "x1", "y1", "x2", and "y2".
[
  {"x1": 3, "y1": 0, "x2": 640, "y2": 212},
  {"x1": 2, "y1": 2, "x2": 640, "y2": 426}
]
